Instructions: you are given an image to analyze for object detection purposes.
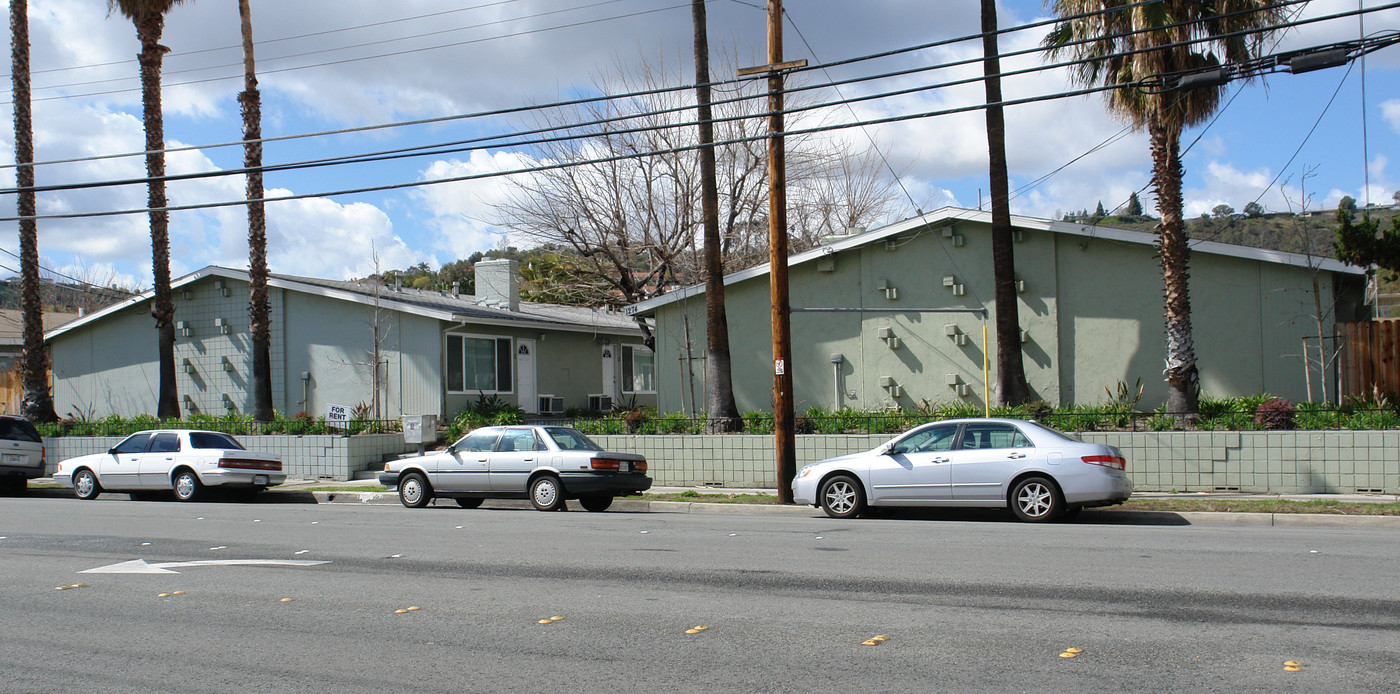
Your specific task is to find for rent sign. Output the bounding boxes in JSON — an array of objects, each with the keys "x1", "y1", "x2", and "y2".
[{"x1": 325, "y1": 403, "x2": 350, "y2": 429}]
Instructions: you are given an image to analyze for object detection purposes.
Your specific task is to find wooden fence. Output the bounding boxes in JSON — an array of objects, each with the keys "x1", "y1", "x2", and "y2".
[{"x1": 1338, "y1": 319, "x2": 1400, "y2": 398}]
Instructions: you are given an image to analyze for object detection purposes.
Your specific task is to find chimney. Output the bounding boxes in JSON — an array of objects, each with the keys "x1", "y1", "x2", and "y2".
[
  {"x1": 475, "y1": 259, "x2": 519, "y2": 311},
  {"x1": 451, "y1": 281, "x2": 460, "y2": 298}
]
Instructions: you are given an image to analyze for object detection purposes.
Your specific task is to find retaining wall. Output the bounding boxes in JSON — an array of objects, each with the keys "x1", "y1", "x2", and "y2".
[
  {"x1": 593, "y1": 430, "x2": 1400, "y2": 494},
  {"x1": 43, "y1": 433, "x2": 413, "y2": 481}
]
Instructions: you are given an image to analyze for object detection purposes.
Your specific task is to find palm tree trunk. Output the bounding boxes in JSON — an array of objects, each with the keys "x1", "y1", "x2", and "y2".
[
  {"x1": 240, "y1": 0, "x2": 273, "y2": 422},
  {"x1": 692, "y1": 0, "x2": 740, "y2": 431},
  {"x1": 12, "y1": 0, "x2": 56, "y2": 422},
  {"x1": 135, "y1": 12, "x2": 179, "y2": 420},
  {"x1": 1149, "y1": 118, "x2": 1199, "y2": 417},
  {"x1": 981, "y1": 0, "x2": 1030, "y2": 408}
]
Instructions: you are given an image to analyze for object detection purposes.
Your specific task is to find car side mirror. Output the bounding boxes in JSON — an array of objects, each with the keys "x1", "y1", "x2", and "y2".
[
  {"x1": 879, "y1": 442, "x2": 894, "y2": 456},
  {"x1": 107, "y1": 448, "x2": 117, "y2": 455}
]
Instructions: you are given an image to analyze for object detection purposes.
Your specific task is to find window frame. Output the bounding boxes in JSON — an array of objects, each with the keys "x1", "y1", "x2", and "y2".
[
  {"x1": 445, "y1": 332, "x2": 514, "y2": 395},
  {"x1": 620, "y1": 344, "x2": 655, "y2": 395}
]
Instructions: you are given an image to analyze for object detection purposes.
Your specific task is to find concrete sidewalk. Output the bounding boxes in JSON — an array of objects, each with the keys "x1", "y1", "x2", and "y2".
[{"x1": 17, "y1": 478, "x2": 1400, "y2": 527}]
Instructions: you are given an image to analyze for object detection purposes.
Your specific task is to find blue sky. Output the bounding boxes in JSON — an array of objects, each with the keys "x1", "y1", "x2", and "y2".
[{"x1": 3, "y1": 0, "x2": 1398, "y2": 289}]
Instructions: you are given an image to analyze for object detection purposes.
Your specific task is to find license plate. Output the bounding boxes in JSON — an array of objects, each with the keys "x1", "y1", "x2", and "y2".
[
  {"x1": 3, "y1": 454, "x2": 21, "y2": 464},
  {"x1": 253, "y1": 475, "x2": 269, "y2": 485},
  {"x1": 619, "y1": 463, "x2": 630, "y2": 473}
]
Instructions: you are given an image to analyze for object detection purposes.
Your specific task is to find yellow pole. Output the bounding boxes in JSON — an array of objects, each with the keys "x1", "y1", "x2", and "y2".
[{"x1": 983, "y1": 324, "x2": 990, "y2": 417}]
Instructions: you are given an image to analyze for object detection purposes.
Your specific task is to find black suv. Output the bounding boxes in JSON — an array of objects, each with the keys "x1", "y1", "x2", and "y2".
[{"x1": 0, "y1": 415, "x2": 45, "y2": 492}]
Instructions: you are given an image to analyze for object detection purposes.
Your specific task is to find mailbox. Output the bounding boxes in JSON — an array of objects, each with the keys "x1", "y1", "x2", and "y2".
[{"x1": 402, "y1": 415, "x2": 438, "y2": 446}]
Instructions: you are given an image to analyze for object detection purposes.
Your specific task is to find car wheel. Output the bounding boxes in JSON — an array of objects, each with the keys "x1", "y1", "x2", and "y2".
[
  {"x1": 73, "y1": 469, "x2": 101, "y2": 500},
  {"x1": 455, "y1": 497, "x2": 483, "y2": 509},
  {"x1": 529, "y1": 475, "x2": 566, "y2": 511},
  {"x1": 1010, "y1": 476, "x2": 1062, "y2": 522},
  {"x1": 173, "y1": 470, "x2": 203, "y2": 502},
  {"x1": 398, "y1": 473, "x2": 432, "y2": 508},
  {"x1": 819, "y1": 475, "x2": 865, "y2": 519},
  {"x1": 579, "y1": 495, "x2": 613, "y2": 512}
]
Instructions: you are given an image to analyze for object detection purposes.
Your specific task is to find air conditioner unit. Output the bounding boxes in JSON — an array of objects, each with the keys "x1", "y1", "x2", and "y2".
[
  {"x1": 538, "y1": 396, "x2": 564, "y2": 415},
  {"x1": 588, "y1": 394, "x2": 612, "y2": 412}
]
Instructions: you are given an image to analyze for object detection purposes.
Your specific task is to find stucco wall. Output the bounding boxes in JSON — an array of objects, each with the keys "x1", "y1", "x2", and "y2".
[
  {"x1": 647, "y1": 219, "x2": 1356, "y2": 413},
  {"x1": 592, "y1": 431, "x2": 1400, "y2": 494}
]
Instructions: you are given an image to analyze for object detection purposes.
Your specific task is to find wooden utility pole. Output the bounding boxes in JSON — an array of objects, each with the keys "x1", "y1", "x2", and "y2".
[{"x1": 739, "y1": 0, "x2": 805, "y2": 503}]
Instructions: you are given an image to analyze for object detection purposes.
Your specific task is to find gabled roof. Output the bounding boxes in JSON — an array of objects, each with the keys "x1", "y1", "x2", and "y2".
[
  {"x1": 625, "y1": 206, "x2": 1363, "y2": 316},
  {"x1": 46, "y1": 266, "x2": 643, "y2": 341}
]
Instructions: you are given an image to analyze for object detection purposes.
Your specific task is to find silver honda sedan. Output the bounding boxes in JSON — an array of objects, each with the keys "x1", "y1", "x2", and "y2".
[{"x1": 791, "y1": 418, "x2": 1133, "y2": 522}]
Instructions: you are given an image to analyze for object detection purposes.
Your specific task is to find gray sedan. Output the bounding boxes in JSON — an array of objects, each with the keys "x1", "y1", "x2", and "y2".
[
  {"x1": 380, "y1": 425, "x2": 651, "y2": 511},
  {"x1": 791, "y1": 418, "x2": 1133, "y2": 522}
]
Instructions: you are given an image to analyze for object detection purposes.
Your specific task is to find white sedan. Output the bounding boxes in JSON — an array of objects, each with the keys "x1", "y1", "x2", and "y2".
[
  {"x1": 53, "y1": 429, "x2": 285, "y2": 502},
  {"x1": 792, "y1": 418, "x2": 1133, "y2": 522}
]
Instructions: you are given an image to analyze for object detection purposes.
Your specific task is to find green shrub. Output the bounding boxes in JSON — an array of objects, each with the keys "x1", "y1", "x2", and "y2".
[{"x1": 742, "y1": 410, "x2": 774, "y2": 435}]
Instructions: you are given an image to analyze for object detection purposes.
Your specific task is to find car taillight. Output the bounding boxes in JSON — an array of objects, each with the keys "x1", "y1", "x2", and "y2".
[
  {"x1": 1082, "y1": 455, "x2": 1125, "y2": 470},
  {"x1": 219, "y1": 458, "x2": 281, "y2": 471},
  {"x1": 590, "y1": 458, "x2": 620, "y2": 470},
  {"x1": 634, "y1": 461, "x2": 647, "y2": 472}
]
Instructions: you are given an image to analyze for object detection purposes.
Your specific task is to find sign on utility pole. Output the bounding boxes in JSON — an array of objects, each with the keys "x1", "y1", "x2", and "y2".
[{"x1": 739, "y1": 0, "x2": 805, "y2": 504}]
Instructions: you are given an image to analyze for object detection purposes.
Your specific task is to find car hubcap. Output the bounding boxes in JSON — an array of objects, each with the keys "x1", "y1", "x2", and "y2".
[
  {"x1": 176, "y1": 475, "x2": 194, "y2": 499},
  {"x1": 534, "y1": 481, "x2": 557, "y2": 507},
  {"x1": 825, "y1": 482, "x2": 855, "y2": 514},
  {"x1": 76, "y1": 474, "x2": 93, "y2": 497},
  {"x1": 402, "y1": 479, "x2": 422, "y2": 505},
  {"x1": 1018, "y1": 483, "x2": 1051, "y2": 517}
]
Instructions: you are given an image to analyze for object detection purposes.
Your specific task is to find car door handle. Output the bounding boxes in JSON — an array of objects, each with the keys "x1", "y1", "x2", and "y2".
[
  {"x1": 522, "y1": 458, "x2": 535, "y2": 463},
  {"x1": 1007, "y1": 452, "x2": 1026, "y2": 459},
  {"x1": 932, "y1": 457, "x2": 949, "y2": 463}
]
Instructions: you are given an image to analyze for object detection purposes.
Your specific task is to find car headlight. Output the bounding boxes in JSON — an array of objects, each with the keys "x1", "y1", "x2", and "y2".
[{"x1": 798, "y1": 465, "x2": 814, "y2": 478}]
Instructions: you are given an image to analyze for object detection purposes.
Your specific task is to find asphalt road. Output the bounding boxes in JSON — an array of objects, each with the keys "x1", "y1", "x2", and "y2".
[{"x1": 2, "y1": 496, "x2": 1398, "y2": 693}]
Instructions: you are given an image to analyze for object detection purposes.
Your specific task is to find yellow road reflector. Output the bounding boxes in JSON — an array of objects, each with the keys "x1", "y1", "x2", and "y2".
[
  {"x1": 1284, "y1": 666, "x2": 1302, "y2": 672},
  {"x1": 280, "y1": 598, "x2": 293, "y2": 602},
  {"x1": 158, "y1": 593, "x2": 171, "y2": 598},
  {"x1": 1283, "y1": 661, "x2": 1300, "y2": 667},
  {"x1": 538, "y1": 619, "x2": 553, "y2": 624},
  {"x1": 396, "y1": 609, "x2": 409, "y2": 614},
  {"x1": 55, "y1": 585, "x2": 71, "y2": 590},
  {"x1": 861, "y1": 640, "x2": 879, "y2": 646},
  {"x1": 550, "y1": 616, "x2": 564, "y2": 621},
  {"x1": 74, "y1": 583, "x2": 88, "y2": 588},
  {"x1": 172, "y1": 591, "x2": 185, "y2": 595},
  {"x1": 406, "y1": 606, "x2": 421, "y2": 612},
  {"x1": 694, "y1": 626, "x2": 709, "y2": 631},
  {"x1": 685, "y1": 629, "x2": 701, "y2": 634},
  {"x1": 1059, "y1": 652, "x2": 1077, "y2": 658},
  {"x1": 871, "y1": 635, "x2": 888, "y2": 642},
  {"x1": 1065, "y1": 648, "x2": 1082, "y2": 654}
]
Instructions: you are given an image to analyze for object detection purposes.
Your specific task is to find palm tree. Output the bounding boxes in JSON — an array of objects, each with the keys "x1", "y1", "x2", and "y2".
[
  {"x1": 108, "y1": 0, "x2": 187, "y2": 419},
  {"x1": 1046, "y1": 0, "x2": 1284, "y2": 417},
  {"x1": 12, "y1": 0, "x2": 56, "y2": 422},
  {"x1": 239, "y1": 0, "x2": 273, "y2": 422},
  {"x1": 981, "y1": 0, "x2": 1030, "y2": 407},
  {"x1": 691, "y1": 0, "x2": 741, "y2": 431}
]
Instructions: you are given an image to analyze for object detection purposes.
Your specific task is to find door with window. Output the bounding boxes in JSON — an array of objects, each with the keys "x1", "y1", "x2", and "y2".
[
  {"x1": 102, "y1": 432, "x2": 152, "y2": 488},
  {"x1": 488, "y1": 427, "x2": 544, "y2": 492},
  {"x1": 433, "y1": 428, "x2": 499, "y2": 493},
  {"x1": 516, "y1": 339, "x2": 537, "y2": 414},
  {"x1": 950, "y1": 422, "x2": 1036, "y2": 501},
  {"x1": 140, "y1": 432, "x2": 181, "y2": 487},
  {"x1": 867, "y1": 423, "x2": 958, "y2": 502}
]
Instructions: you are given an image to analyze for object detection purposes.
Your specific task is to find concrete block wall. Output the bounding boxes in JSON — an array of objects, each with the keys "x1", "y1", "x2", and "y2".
[
  {"x1": 598, "y1": 430, "x2": 1400, "y2": 494},
  {"x1": 44, "y1": 433, "x2": 413, "y2": 481}
]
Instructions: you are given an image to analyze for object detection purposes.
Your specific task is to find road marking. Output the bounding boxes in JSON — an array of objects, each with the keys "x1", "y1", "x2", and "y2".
[{"x1": 80, "y1": 558, "x2": 329, "y2": 574}]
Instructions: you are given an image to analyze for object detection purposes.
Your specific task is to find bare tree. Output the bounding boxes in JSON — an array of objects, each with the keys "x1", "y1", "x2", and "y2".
[{"x1": 493, "y1": 48, "x2": 904, "y2": 337}]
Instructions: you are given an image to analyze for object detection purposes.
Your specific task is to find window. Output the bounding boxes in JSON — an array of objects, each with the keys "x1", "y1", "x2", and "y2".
[
  {"x1": 890, "y1": 424, "x2": 958, "y2": 455},
  {"x1": 621, "y1": 344, "x2": 654, "y2": 393},
  {"x1": 447, "y1": 334, "x2": 512, "y2": 393},
  {"x1": 190, "y1": 432, "x2": 244, "y2": 450},
  {"x1": 960, "y1": 423, "x2": 1031, "y2": 450},
  {"x1": 112, "y1": 433, "x2": 152, "y2": 454},
  {"x1": 149, "y1": 433, "x2": 181, "y2": 453},
  {"x1": 453, "y1": 429, "x2": 502, "y2": 453},
  {"x1": 496, "y1": 429, "x2": 542, "y2": 453},
  {"x1": 0, "y1": 417, "x2": 41, "y2": 442}
]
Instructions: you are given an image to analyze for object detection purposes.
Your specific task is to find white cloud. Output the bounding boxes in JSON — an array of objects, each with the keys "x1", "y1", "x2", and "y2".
[
  {"x1": 413, "y1": 150, "x2": 539, "y2": 260},
  {"x1": 1383, "y1": 99, "x2": 1400, "y2": 135}
]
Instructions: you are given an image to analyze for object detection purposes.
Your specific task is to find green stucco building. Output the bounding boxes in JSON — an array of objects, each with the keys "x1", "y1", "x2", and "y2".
[{"x1": 626, "y1": 208, "x2": 1367, "y2": 414}]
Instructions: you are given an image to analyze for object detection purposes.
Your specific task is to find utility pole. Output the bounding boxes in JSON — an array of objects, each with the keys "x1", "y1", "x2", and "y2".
[{"x1": 739, "y1": 0, "x2": 805, "y2": 503}]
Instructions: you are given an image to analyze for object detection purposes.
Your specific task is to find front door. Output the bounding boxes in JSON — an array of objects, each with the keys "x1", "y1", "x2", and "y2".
[
  {"x1": 432, "y1": 428, "x2": 498, "y2": 493},
  {"x1": 489, "y1": 427, "x2": 543, "y2": 492},
  {"x1": 867, "y1": 423, "x2": 958, "y2": 502},
  {"x1": 517, "y1": 339, "x2": 538, "y2": 414},
  {"x1": 601, "y1": 346, "x2": 616, "y2": 400},
  {"x1": 102, "y1": 432, "x2": 153, "y2": 489}
]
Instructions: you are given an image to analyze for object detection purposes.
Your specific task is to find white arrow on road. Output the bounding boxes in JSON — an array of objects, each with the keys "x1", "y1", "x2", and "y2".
[{"x1": 80, "y1": 558, "x2": 329, "y2": 574}]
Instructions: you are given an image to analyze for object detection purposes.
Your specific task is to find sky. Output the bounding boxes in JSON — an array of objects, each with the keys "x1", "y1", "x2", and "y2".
[{"x1": 2, "y1": 0, "x2": 1398, "y2": 291}]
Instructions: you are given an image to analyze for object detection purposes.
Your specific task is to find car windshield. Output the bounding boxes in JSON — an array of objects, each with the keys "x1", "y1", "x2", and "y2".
[
  {"x1": 1020, "y1": 420, "x2": 1082, "y2": 443},
  {"x1": 0, "y1": 418, "x2": 41, "y2": 442},
  {"x1": 189, "y1": 432, "x2": 246, "y2": 450},
  {"x1": 544, "y1": 427, "x2": 602, "y2": 451}
]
